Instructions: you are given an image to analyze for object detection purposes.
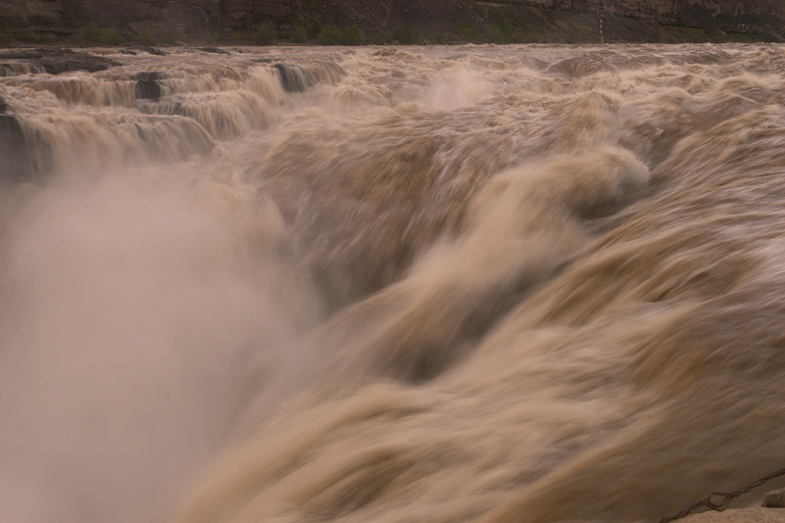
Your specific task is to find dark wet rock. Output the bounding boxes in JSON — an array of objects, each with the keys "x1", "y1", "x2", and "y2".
[
  {"x1": 135, "y1": 47, "x2": 170, "y2": 56},
  {"x1": 120, "y1": 49, "x2": 138, "y2": 55},
  {"x1": 0, "y1": 49, "x2": 121, "y2": 75},
  {"x1": 763, "y1": 489, "x2": 785, "y2": 508},
  {"x1": 198, "y1": 46, "x2": 230, "y2": 55},
  {"x1": 545, "y1": 56, "x2": 620, "y2": 77},
  {"x1": 0, "y1": 48, "x2": 76, "y2": 61},
  {"x1": 133, "y1": 71, "x2": 166, "y2": 100},
  {"x1": 0, "y1": 111, "x2": 31, "y2": 181},
  {"x1": 38, "y1": 53, "x2": 122, "y2": 74},
  {"x1": 273, "y1": 63, "x2": 314, "y2": 93},
  {"x1": 0, "y1": 51, "x2": 45, "y2": 60}
]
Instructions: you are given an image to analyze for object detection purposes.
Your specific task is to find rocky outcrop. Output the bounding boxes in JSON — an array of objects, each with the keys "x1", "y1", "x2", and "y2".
[
  {"x1": 38, "y1": 52, "x2": 121, "y2": 74},
  {"x1": 763, "y1": 489, "x2": 785, "y2": 508},
  {"x1": 0, "y1": 49, "x2": 121, "y2": 74},
  {"x1": 133, "y1": 71, "x2": 165, "y2": 100}
]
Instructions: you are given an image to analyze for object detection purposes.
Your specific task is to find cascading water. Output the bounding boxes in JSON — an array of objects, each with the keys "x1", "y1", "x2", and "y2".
[{"x1": 1, "y1": 43, "x2": 785, "y2": 523}]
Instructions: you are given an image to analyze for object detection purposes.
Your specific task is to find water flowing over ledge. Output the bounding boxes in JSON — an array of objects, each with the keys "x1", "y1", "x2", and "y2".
[{"x1": 1, "y1": 43, "x2": 785, "y2": 523}]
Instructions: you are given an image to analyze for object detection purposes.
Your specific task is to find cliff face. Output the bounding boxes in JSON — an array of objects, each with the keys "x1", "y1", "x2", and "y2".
[
  {"x1": 0, "y1": 0, "x2": 782, "y2": 42},
  {"x1": 63, "y1": 0, "x2": 219, "y2": 29},
  {"x1": 0, "y1": 0, "x2": 219, "y2": 30},
  {"x1": 523, "y1": 0, "x2": 785, "y2": 23},
  {"x1": 0, "y1": 0, "x2": 64, "y2": 26}
]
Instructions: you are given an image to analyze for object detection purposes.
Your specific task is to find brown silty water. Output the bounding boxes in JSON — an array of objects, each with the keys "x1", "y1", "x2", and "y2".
[{"x1": 1, "y1": 43, "x2": 785, "y2": 523}]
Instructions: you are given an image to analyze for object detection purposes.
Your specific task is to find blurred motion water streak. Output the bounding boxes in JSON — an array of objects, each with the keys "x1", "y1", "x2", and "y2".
[{"x1": 1, "y1": 42, "x2": 785, "y2": 523}]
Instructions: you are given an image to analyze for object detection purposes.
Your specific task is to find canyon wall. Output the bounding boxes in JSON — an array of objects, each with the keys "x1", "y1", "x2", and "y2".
[{"x1": 0, "y1": 0, "x2": 782, "y2": 42}]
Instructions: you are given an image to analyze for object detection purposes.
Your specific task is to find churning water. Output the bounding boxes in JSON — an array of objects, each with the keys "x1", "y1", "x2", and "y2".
[{"x1": 2, "y1": 43, "x2": 785, "y2": 523}]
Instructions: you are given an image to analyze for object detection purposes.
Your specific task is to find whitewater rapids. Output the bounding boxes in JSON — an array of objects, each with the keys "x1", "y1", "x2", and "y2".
[{"x1": 1, "y1": 43, "x2": 785, "y2": 523}]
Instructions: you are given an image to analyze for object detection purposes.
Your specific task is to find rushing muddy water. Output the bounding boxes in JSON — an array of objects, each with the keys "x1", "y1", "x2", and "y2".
[{"x1": 1, "y1": 43, "x2": 785, "y2": 523}]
